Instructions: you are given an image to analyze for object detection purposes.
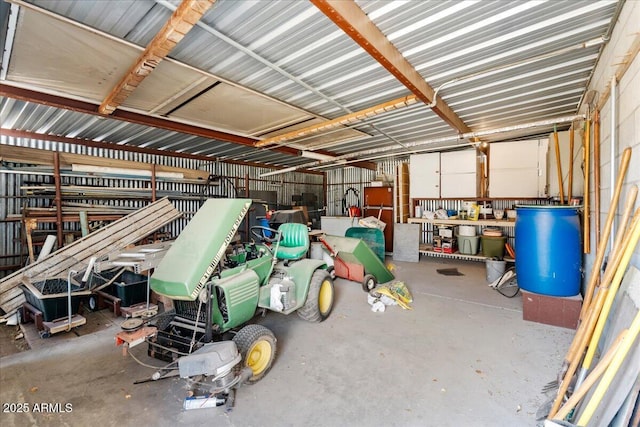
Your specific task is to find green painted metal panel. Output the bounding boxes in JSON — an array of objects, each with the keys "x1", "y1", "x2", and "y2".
[
  {"x1": 151, "y1": 198, "x2": 252, "y2": 300},
  {"x1": 219, "y1": 247, "x2": 273, "y2": 285},
  {"x1": 211, "y1": 269, "x2": 260, "y2": 331}
]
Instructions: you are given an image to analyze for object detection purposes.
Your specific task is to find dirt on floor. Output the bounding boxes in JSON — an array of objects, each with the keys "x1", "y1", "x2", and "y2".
[
  {"x1": 0, "y1": 318, "x2": 30, "y2": 357},
  {"x1": 1, "y1": 305, "x2": 123, "y2": 357}
]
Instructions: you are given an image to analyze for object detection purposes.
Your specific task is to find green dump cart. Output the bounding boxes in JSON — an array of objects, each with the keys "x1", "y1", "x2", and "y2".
[{"x1": 319, "y1": 234, "x2": 394, "y2": 292}]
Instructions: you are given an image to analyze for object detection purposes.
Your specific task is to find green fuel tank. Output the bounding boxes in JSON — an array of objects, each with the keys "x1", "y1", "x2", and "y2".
[{"x1": 151, "y1": 199, "x2": 252, "y2": 301}]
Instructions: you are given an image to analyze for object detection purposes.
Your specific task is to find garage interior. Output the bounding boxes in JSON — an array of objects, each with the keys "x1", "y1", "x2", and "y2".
[{"x1": 0, "y1": 0, "x2": 638, "y2": 426}]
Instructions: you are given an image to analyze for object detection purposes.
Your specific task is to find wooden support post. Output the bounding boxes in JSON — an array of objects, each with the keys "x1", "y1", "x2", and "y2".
[
  {"x1": 53, "y1": 152, "x2": 64, "y2": 247},
  {"x1": 151, "y1": 164, "x2": 157, "y2": 203},
  {"x1": 593, "y1": 110, "x2": 601, "y2": 257},
  {"x1": 244, "y1": 174, "x2": 250, "y2": 240},
  {"x1": 568, "y1": 125, "x2": 574, "y2": 203},
  {"x1": 584, "y1": 115, "x2": 591, "y2": 253},
  {"x1": 323, "y1": 173, "x2": 328, "y2": 218},
  {"x1": 553, "y1": 127, "x2": 565, "y2": 204},
  {"x1": 151, "y1": 164, "x2": 157, "y2": 242}
]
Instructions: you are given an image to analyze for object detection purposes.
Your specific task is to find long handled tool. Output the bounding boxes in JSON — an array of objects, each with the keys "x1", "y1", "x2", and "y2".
[
  {"x1": 548, "y1": 207, "x2": 640, "y2": 418},
  {"x1": 553, "y1": 329, "x2": 627, "y2": 421},
  {"x1": 581, "y1": 147, "x2": 631, "y2": 318},
  {"x1": 553, "y1": 125, "x2": 565, "y2": 204},
  {"x1": 547, "y1": 148, "x2": 633, "y2": 396},
  {"x1": 575, "y1": 191, "x2": 638, "y2": 390},
  {"x1": 568, "y1": 124, "x2": 574, "y2": 203},
  {"x1": 593, "y1": 110, "x2": 601, "y2": 254},
  {"x1": 583, "y1": 114, "x2": 591, "y2": 253},
  {"x1": 576, "y1": 310, "x2": 640, "y2": 426}
]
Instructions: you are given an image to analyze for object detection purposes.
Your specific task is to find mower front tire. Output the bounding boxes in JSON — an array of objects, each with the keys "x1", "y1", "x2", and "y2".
[
  {"x1": 297, "y1": 269, "x2": 334, "y2": 322},
  {"x1": 233, "y1": 324, "x2": 277, "y2": 384}
]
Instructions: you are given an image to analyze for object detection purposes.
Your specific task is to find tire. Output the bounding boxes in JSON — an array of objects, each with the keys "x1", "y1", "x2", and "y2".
[
  {"x1": 297, "y1": 269, "x2": 334, "y2": 322},
  {"x1": 88, "y1": 295, "x2": 99, "y2": 311},
  {"x1": 232, "y1": 324, "x2": 277, "y2": 384},
  {"x1": 326, "y1": 266, "x2": 336, "y2": 280},
  {"x1": 362, "y1": 274, "x2": 377, "y2": 292}
]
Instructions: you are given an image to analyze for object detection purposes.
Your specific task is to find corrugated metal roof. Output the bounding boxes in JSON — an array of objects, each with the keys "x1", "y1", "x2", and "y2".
[{"x1": 0, "y1": 0, "x2": 622, "y2": 170}]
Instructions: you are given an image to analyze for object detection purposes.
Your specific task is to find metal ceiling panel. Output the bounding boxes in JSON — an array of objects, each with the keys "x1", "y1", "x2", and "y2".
[{"x1": 1, "y1": 0, "x2": 623, "y2": 170}]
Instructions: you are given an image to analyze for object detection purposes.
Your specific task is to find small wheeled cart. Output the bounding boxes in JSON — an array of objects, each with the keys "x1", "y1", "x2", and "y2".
[{"x1": 318, "y1": 234, "x2": 394, "y2": 292}]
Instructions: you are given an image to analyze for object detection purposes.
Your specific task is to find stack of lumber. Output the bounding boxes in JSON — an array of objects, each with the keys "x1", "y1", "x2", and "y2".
[
  {"x1": 0, "y1": 145, "x2": 210, "y2": 181},
  {"x1": 0, "y1": 198, "x2": 181, "y2": 314},
  {"x1": 20, "y1": 184, "x2": 187, "y2": 200},
  {"x1": 23, "y1": 202, "x2": 138, "y2": 217}
]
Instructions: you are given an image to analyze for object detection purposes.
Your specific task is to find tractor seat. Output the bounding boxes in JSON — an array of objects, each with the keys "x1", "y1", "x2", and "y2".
[{"x1": 275, "y1": 223, "x2": 309, "y2": 260}]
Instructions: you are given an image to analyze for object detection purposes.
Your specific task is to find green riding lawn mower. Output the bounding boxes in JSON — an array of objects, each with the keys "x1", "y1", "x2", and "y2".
[{"x1": 124, "y1": 198, "x2": 334, "y2": 410}]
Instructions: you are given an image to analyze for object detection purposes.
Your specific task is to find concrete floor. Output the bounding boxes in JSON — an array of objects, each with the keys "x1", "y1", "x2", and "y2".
[{"x1": 0, "y1": 257, "x2": 573, "y2": 426}]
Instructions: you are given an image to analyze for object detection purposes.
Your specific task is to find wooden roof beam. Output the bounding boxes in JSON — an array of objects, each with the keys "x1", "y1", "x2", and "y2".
[
  {"x1": 256, "y1": 95, "x2": 418, "y2": 148},
  {"x1": 0, "y1": 85, "x2": 366, "y2": 173},
  {"x1": 311, "y1": 0, "x2": 472, "y2": 136},
  {"x1": 98, "y1": 0, "x2": 216, "y2": 115}
]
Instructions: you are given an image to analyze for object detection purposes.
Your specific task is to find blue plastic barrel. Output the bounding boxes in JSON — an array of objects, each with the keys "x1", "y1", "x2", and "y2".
[
  {"x1": 259, "y1": 218, "x2": 273, "y2": 237},
  {"x1": 515, "y1": 206, "x2": 582, "y2": 296}
]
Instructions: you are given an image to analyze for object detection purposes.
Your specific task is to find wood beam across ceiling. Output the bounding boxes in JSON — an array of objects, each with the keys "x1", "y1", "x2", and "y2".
[
  {"x1": 256, "y1": 94, "x2": 418, "y2": 148},
  {"x1": 2, "y1": 84, "x2": 278, "y2": 149},
  {"x1": 0, "y1": 131, "x2": 325, "y2": 176},
  {"x1": 99, "y1": 0, "x2": 216, "y2": 115},
  {"x1": 1, "y1": 85, "x2": 375, "y2": 171},
  {"x1": 311, "y1": 0, "x2": 472, "y2": 136}
]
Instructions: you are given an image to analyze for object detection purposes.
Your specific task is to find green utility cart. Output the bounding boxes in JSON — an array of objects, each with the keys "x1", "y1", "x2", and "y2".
[{"x1": 319, "y1": 234, "x2": 394, "y2": 292}]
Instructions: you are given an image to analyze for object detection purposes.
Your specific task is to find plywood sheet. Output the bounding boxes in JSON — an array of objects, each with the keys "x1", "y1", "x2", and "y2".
[
  {"x1": 8, "y1": 8, "x2": 138, "y2": 101},
  {"x1": 170, "y1": 82, "x2": 311, "y2": 135}
]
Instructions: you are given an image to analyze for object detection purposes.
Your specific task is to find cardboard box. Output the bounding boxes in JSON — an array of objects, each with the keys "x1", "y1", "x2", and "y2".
[
  {"x1": 359, "y1": 216, "x2": 386, "y2": 231},
  {"x1": 438, "y1": 226, "x2": 455, "y2": 238},
  {"x1": 522, "y1": 290, "x2": 582, "y2": 329},
  {"x1": 433, "y1": 236, "x2": 457, "y2": 253}
]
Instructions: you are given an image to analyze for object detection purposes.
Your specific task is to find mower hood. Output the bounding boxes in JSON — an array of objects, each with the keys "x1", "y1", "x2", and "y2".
[{"x1": 151, "y1": 198, "x2": 252, "y2": 301}]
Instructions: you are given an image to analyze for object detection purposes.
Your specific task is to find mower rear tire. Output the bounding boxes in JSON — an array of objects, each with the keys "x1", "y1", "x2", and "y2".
[
  {"x1": 233, "y1": 324, "x2": 276, "y2": 384},
  {"x1": 297, "y1": 269, "x2": 334, "y2": 322}
]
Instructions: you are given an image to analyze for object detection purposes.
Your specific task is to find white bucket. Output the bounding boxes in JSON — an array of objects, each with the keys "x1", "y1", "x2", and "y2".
[
  {"x1": 415, "y1": 206, "x2": 423, "y2": 218},
  {"x1": 486, "y1": 259, "x2": 506, "y2": 283},
  {"x1": 310, "y1": 242, "x2": 334, "y2": 267},
  {"x1": 310, "y1": 242, "x2": 325, "y2": 260}
]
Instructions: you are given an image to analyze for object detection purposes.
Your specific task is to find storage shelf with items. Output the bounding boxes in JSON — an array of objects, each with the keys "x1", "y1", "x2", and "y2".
[
  {"x1": 408, "y1": 212, "x2": 525, "y2": 262},
  {"x1": 408, "y1": 198, "x2": 548, "y2": 261}
]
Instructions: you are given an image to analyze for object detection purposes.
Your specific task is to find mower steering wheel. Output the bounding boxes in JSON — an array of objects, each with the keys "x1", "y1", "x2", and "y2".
[{"x1": 250, "y1": 225, "x2": 281, "y2": 244}]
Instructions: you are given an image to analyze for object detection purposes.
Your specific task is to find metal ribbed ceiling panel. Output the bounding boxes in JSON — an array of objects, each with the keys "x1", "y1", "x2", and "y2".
[{"x1": 2, "y1": 0, "x2": 623, "y2": 169}]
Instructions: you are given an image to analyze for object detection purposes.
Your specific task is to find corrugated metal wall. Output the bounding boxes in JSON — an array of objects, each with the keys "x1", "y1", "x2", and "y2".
[
  {"x1": 0, "y1": 138, "x2": 323, "y2": 278},
  {"x1": 324, "y1": 160, "x2": 406, "y2": 215},
  {"x1": 326, "y1": 158, "x2": 550, "y2": 254}
]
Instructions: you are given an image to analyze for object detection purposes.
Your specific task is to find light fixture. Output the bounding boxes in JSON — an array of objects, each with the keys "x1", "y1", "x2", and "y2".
[
  {"x1": 260, "y1": 166, "x2": 299, "y2": 178},
  {"x1": 300, "y1": 151, "x2": 336, "y2": 161}
]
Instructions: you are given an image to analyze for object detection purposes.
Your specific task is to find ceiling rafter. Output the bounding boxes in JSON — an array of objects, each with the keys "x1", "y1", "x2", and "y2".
[
  {"x1": 98, "y1": 0, "x2": 216, "y2": 115},
  {"x1": 0, "y1": 85, "x2": 375, "y2": 172},
  {"x1": 0, "y1": 129, "x2": 327, "y2": 175},
  {"x1": 256, "y1": 94, "x2": 418, "y2": 148},
  {"x1": 310, "y1": 0, "x2": 473, "y2": 136}
]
